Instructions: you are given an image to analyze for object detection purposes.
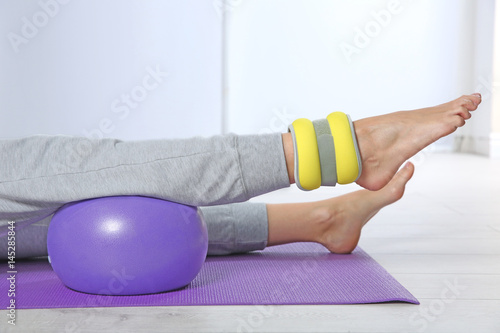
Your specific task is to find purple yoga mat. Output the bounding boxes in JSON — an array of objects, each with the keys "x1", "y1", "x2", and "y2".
[{"x1": 1, "y1": 243, "x2": 418, "y2": 309}]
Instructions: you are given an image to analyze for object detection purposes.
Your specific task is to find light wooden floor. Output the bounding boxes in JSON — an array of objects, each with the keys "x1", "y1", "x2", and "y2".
[{"x1": 2, "y1": 153, "x2": 500, "y2": 333}]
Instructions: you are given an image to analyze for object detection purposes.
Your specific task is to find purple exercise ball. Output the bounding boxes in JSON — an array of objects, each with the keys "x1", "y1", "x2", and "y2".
[{"x1": 47, "y1": 196, "x2": 208, "y2": 295}]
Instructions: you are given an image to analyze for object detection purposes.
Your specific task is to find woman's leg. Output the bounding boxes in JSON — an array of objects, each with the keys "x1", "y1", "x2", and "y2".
[
  {"x1": 282, "y1": 93, "x2": 481, "y2": 189},
  {"x1": 0, "y1": 162, "x2": 413, "y2": 259},
  {"x1": 0, "y1": 93, "x2": 482, "y2": 249},
  {"x1": 267, "y1": 161, "x2": 414, "y2": 253},
  {"x1": 0, "y1": 133, "x2": 291, "y2": 235},
  {"x1": 208, "y1": 158, "x2": 414, "y2": 255}
]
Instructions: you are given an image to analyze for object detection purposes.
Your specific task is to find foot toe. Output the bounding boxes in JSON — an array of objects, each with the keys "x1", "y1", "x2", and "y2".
[
  {"x1": 452, "y1": 114, "x2": 467, "y2": 128},
  {"x1": 380, "y1": 162, "x2": 414, "y2": 204},
  {"x1": 471, "y1": 93, "x2": 482, "y2": 105},
  {"x1": 466, "y1": 94, "x2": 482, "y2": 108},
  {"x1": 459, "y1": 97, "x2": 477, "y2": 111}
]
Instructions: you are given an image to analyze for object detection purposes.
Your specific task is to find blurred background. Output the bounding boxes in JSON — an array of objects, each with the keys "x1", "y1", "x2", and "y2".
[{"x1": 0, "y1": 0, "x2": 498, "y2": 156}]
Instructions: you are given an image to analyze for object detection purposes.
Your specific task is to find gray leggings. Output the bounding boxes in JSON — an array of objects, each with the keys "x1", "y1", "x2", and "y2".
[{"x1": 0, "y1": 133, "x2": 290, "y2": 258}]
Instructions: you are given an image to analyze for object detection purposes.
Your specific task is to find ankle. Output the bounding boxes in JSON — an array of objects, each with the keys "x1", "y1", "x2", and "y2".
[
  {"x1": 308, "y1": 202, "x2": 340, "y2": 244},
  {"x1": 309, "y1": 197, "x2": 361, "y2": 254}
]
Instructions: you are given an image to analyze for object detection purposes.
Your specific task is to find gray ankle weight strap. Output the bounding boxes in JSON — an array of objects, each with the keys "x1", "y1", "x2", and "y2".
[{"x1": 312, "y1": 119, "x2": 337, "y2": 186}]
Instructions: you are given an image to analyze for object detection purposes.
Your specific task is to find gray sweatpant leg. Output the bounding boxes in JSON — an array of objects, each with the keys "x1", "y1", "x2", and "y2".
[
  {"x1": 0, "y1": 201, "x2": 268, "y2": 258},
  {"x1": 0, "y1": 133, "x2": 289, "y2": 257},
  {"x1": 202, "y1": 202, "x2": 268, "y2": 255}
]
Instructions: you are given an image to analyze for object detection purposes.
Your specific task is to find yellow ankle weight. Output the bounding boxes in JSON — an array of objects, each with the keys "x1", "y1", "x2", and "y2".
[
  {"x1": 289, "y1": 112, "x2": 362, "y2": 190},
  {"x1": 288, "y1": 118, "x2": 321, "y2": 191},
  {"x1": 326, "y1": 112, "x2": 361, "y2": 184}
]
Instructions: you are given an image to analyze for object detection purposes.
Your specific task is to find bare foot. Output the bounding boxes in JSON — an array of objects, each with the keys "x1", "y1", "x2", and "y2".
[
  {"x1": 354, "y1": 93, "x2": 481, "y2": 190},
  {"x1": 312, "y1": 161, "x2": 414, "y2": 254}
]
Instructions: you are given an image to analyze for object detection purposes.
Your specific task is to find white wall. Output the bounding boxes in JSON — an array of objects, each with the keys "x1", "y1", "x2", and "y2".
[
  {"x1": 224, "y1": 0, "x2": 491, "y2": 152},
  {"x1": 0, "y1": 0, "x2": 496, "y2": 156},
  {"x1": 0, "y1": 0, "x2": 223, "y2": 140},
  {"x1": 458, "y1": 0, "x2": 496, "y2": 156},
  {"x1": 491, "y1": 0, "x2": 500, "y2": 158}
]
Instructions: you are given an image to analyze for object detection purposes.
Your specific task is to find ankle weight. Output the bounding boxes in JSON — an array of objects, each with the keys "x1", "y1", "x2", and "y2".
[{"x1": 288, "y1": 112, "x2": 362, "y2": 191}]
